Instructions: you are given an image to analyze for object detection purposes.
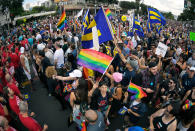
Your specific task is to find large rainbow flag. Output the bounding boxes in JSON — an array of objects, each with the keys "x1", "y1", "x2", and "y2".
[
  {"x1": 105, "y1": 8, "x2": 112, "y2": 20},
  {"x1": 128, "y1": 83, "x2": 147, "y2": 100},
  {"x1": 77, "y1": 49, "x2": 113, "y2": 74},
  {"x1": 57, "y1": 10, "x2": 68, "y2": 31}
]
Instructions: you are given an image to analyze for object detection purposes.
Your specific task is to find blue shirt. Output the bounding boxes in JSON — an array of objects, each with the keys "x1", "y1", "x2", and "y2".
[
  {"x1": 18, "y1": 36, "x2": 23, "y2": 41},
  {"x1": 28, "y1": 38, "x2": 33, "y2": 46}
]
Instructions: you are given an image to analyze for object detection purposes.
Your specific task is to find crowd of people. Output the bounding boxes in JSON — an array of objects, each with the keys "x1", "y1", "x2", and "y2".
[{"x1": 0, "y1": 10, "x2": 194, "y2": 131}]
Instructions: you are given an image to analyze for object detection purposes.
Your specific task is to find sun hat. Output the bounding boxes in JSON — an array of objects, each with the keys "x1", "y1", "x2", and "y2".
[
  {"x1": 112, "y1": 72, "x2": 123, "y2": 82},
  {"x1": 69, "y1": 69, "x2": 82, "y2": 78}
]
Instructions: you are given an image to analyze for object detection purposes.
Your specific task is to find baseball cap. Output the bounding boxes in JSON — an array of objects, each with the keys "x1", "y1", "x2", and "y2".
[
  {"x1": 189, "y1": 67, "x2": 195, "y2": 71},
  {"x1": 20, "y1": 47, "x2": 25, "y2": 53},
  {"x1": 69, "y1": 69, "x2": 82, "y2": 78},
  {"x1": 112, "y1": 72, "x2": 123, "y2": 83}
]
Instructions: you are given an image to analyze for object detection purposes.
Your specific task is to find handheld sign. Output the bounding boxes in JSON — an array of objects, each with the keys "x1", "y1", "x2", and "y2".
[{"x1": 155, "y1": 42, "x2": 168, "y2": 57}]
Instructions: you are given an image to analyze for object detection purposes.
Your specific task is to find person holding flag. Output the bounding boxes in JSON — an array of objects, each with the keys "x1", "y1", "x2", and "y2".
[{"x1": 122, "y1": 83, "x2": 147, "y2": 128}]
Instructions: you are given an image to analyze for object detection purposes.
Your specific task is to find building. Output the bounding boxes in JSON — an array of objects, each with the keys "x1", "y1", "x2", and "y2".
[{"x1": 23, "y1": 0, "x2": 54, "y2": 11}]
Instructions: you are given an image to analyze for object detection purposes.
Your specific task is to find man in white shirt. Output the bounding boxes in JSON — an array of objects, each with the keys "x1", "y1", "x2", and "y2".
[
  {"x1": 44, "y1": 47, "x2": 54, "y2": 65},
  {"x1": 54, "y1": 41, "x2": 64, "y2": 69},
  {"x1": 36, "y1": 32, "x2": 42, "y2": 41}
]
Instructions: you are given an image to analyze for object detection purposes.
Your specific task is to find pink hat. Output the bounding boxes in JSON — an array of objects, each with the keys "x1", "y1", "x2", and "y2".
[{"x1": 112, "y1": 72, "x2": 123, "y2": 83}]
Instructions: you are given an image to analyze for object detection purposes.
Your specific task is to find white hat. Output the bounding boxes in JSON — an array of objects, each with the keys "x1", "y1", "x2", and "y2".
[
  {"x1": 69, "y1": 69, "x2": 82, "y2": 78},
  {"x1": 20, "y1": 47, "x2": 25, "y2": 53},
  {"x1": 189, "y1": 67, "x2": 195, "y2": 71}
]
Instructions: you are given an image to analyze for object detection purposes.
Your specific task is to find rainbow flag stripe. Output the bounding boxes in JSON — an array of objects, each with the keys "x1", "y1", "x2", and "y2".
[
  {"x1": 128, "y1": 83, "x2": 147, "y2": 100},
  {"x1": 57, "y1": 10, "x2": 67, "y2": 31},
  {"x1": 77, "y1": 49, "x2": 113, "y2": 74},
  {"x1": 105, "y1": 9, "x2": 112, "y2": 20},
  {"x1": 80, "y1": 121, "x2": 86, "y2": 131}
]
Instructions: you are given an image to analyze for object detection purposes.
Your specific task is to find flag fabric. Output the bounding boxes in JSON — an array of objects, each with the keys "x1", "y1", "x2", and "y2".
[
  {"x1": 75, "y1": 8, "x2": 83, "y2": 18},
  {"x1": 80, "y1": 121, "x2": 87, "y2": 131},
  {"x1": 105, "y1": 8, "x2": 112, "y2": 20},
  {"x1": 128, "y1": 29, "x2": 134, "y2": 37},
  {"x1": 81, "y1": 7, "x2": 113, "y2": 49},
  {"x1": 127, "y1": 83, "x2": 147, "y2": 100},
  {"x1": 156, "y1": 23, "x2": 162, "y2": 34},
  {"x1": 83, "y1": 67, "x2": 94, "y2": 79},
  {"x1": 147, "y1": 20, "x2": 151, "y2": 32},
  {"x1": 118, "y1": 106, "x2": 128, "y2": 115},
  {"x1": 82, "y1": 9, "x2": 91, "y2": 33},
  {"x1": 77, "y1": 49, "x2": 113, "y2": 74},
  {"x1": 133, "y1": 16, "x2": 144, "y2": 37},
  {"x1": 57, "y1": 10, "x2": 67, "y2": 31},
  {"x1": 183, "y1": 102, "x2": 195, "y2": 110},
  {"x1": 148, "y1": 8, "x2": 166, "y2": 25}
]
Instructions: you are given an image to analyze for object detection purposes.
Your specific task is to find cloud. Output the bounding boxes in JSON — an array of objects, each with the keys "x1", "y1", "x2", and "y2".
[{"x1": 119, "y1": 0, "x2": 184, "y2": 16}]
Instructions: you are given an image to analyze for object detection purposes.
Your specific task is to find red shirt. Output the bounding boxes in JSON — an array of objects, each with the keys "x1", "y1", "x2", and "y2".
[
  {"x1": 7, "y1": 83, "x2": 21, "y2": 96},
  {"x1": 5, "y1": 126, "x2": 17, "y2": 131},
  {"x1": 21, "y1": 39, "x2": 28, "y2": 48},
  {"x1": 19, "y1": 114, "x2": 42, "y2": 131},
  {"x1": 9, "y1": 95, "x2": 20, "y2": 115},
  {"x1": 9, "y1": 53, "x2": 20, "y2": 68},
  {"x1": 0, "y1": 103, "x2": 5, "y2": 116}
]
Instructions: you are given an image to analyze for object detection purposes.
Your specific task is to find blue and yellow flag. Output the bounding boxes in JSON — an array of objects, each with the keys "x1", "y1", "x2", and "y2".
[
  {"x1": 81, "y1": 7, "x2": 113, "y2": 49},
  {"x1": 156, "y1": 23, "x2": 162, "y2": 35},
  {"x1": 148, "y1": 8, "x2": 166, "y2": 25},
  {"x1": 118, "y1": 106, "x2": 128, "y2": 115},
  {"x1": 133, "y1": 16, "x2": 144, "y2": 37},
  {"x1": 82, "y1": 9, "x2": 90, "y2": 33},
  {"x1": 147, "y1": 20, "x2": 151, "y2": 32}
]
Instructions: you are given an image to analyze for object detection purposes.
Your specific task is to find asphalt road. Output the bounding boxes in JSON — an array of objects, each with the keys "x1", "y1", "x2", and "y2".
[{"x1": 25, "y1": 80, "x2": 150, "y2": 131}]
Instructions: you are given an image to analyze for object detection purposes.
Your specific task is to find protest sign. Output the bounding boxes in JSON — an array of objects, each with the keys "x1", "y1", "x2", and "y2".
[
  {"x1": 190, "y1": 32, "x2": 195, "y2": 41},
  {"x1": 155, "y1": 42, "x2": 168, "y2": 57}
]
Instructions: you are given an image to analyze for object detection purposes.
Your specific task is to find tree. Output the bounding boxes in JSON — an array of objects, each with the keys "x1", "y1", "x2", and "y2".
[
  {"x1": 178, "y1": 0, "x2": 195, "y2": 21},
  {"x1": 162, "y1": 12, "x2": 174, "y2": 20},
  {"x1": 0, "y1": 0, "x2": 24, "y2": 18}
]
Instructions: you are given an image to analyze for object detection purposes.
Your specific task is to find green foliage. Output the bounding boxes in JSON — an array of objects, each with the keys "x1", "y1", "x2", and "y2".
[
  {"x1": 178, "y1": 0, "x2": 195, "y2": 21},
  {"x1": 162, "y1": 12, "x2": 174, "y2": 20},
  {"x1": 120, "y1": 1, "x2": 175, "y2": 19},
  {"x1": 0, "y1": 0, "x2": 24, "y2": 17},
  {"x1": 21, "y1": 5, "x2": 56, "y2": 16}
]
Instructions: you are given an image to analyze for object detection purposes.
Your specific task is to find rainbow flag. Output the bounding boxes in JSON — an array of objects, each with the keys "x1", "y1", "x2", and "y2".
[
  {"x1": 80, "y1": 121, "x2": 86, "y2": 131},
  {"x1": 183, "y1": 102, "x2": 195, "y2": 110},
  {"x1": 57, "y1": 10, "x2": 68, "y2": 31},
  {"x1": 77, "y1": 49, "x2": 113, "y2": 74},
  {"x1": 105, "y1": 9, "x2": 112, "y2": 20},
  {"x1": 128, "y1": 83, "x2": 147, "y2": 100}
]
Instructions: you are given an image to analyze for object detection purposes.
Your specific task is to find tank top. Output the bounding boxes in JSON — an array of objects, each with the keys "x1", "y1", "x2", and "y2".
[
  {"x1": 153, "y1": 114, "x2": 176, "y2": 131},
  {"x1": 188, "y1": 90, "x2": 195, "y2": 103},
  {"x1": 20, "y1": 54, "x2": 30, "y2": 72}
]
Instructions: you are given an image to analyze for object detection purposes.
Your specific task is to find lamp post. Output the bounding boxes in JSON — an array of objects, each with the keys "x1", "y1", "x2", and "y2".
[{"x1": 94, "y1": 0, "x2": 97, "y2": 14}]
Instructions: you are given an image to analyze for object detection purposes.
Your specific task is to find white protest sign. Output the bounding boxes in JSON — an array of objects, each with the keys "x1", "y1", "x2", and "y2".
[{"x1": 155, "y1": 42, "x2": 168, "y2": 57}]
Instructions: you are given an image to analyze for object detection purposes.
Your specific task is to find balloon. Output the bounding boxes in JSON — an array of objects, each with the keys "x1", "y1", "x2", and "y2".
[
  {"x1": 121, "y1": 15, "x2": 127, "y2": 22},
  {"x1": 23, "y1": 18, "x2": 26, "y2": 22}
]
